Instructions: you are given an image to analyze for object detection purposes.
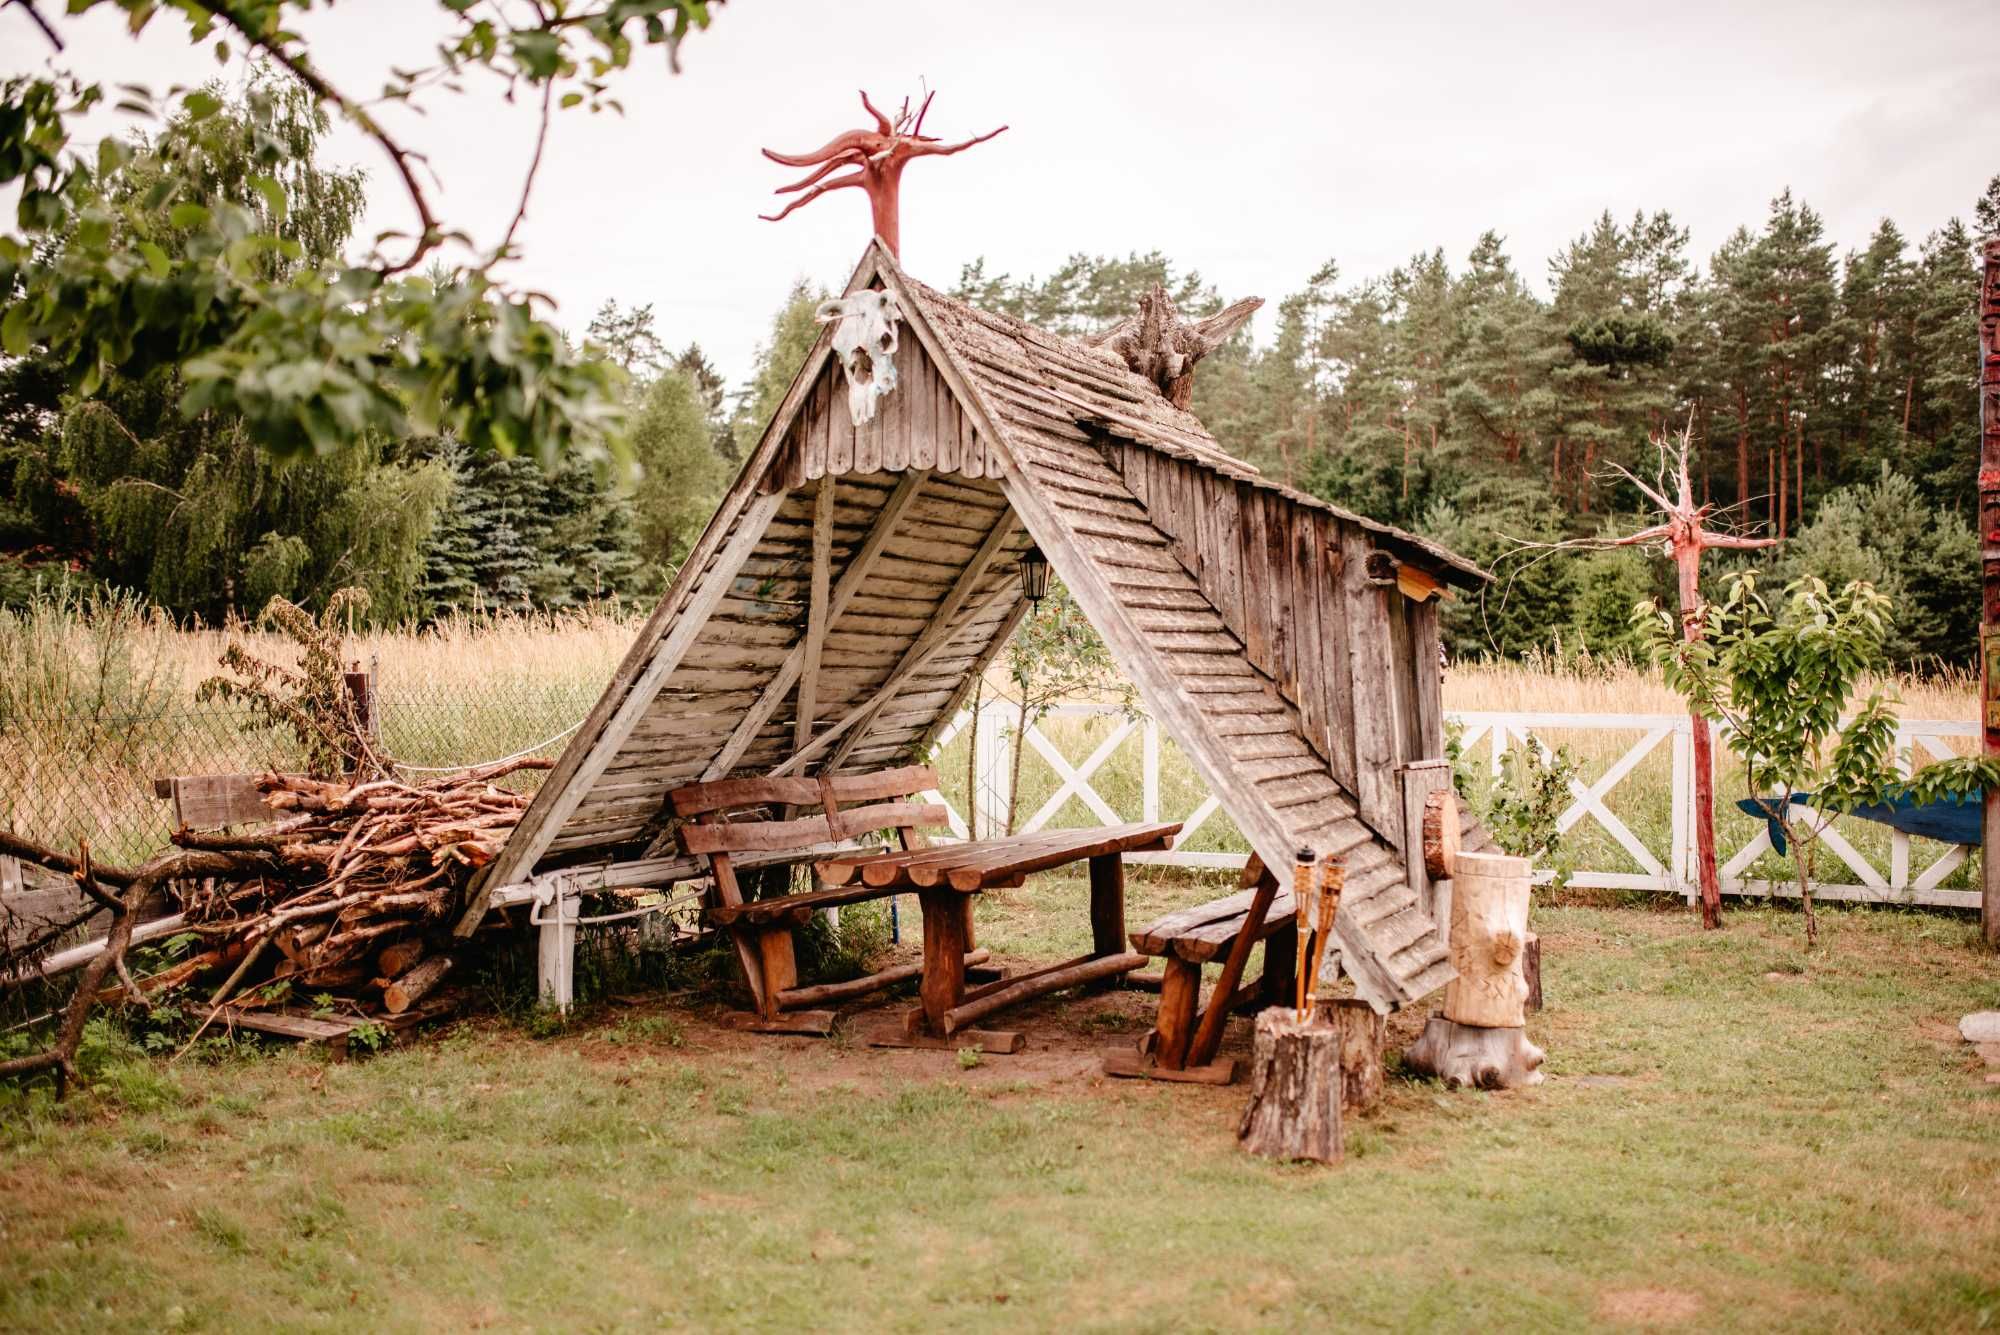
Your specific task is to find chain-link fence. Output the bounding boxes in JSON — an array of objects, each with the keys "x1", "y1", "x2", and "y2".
[{"x1": 1, "y1": 678, "x2": 595, "y2": 867}]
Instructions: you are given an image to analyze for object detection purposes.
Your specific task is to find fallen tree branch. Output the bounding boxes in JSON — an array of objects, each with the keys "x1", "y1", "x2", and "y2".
[{"x1": 0, "y1": 849, "x2": 240, "y2": 1097}]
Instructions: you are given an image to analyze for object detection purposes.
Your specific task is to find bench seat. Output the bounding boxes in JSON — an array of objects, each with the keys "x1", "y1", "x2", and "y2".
[{"x1": 1130, "y1": 885, "x2": 1298, "y2": 963}]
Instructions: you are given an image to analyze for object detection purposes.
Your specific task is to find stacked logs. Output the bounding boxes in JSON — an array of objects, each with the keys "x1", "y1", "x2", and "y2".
[{"x1": 147, "y1": 757, "x2": 551, "y2": 1011}]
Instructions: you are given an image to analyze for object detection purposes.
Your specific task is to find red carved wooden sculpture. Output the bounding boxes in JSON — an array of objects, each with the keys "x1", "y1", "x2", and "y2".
[
  {"x1": 761, "y1": 90, "x2": 1006, "y2": 257},
  {"x1": 1608, "y1": 431, "x2": 1776, "y2": 929}
]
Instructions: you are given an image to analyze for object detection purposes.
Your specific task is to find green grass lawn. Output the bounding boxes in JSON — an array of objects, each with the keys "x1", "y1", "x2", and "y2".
[{"x1": 3, "y1": 885, "x2": 1999, "y2": 1332}]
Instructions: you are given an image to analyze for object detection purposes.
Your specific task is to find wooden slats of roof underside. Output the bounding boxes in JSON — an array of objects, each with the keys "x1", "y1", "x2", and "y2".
[{"x1": 539, "y1": 469, "x2": 1023, "y2": 858}]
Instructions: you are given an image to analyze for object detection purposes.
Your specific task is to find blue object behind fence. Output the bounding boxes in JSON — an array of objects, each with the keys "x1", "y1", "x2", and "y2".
[{"x1": 1734, "y1": 791, "x2": 1983, "y2": 857}]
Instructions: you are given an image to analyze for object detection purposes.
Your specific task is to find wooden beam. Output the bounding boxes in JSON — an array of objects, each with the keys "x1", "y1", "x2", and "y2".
[
  {"x1": 772, "y1": 580, "x2": 1021, "y2": 776},
  {"x1": 453, "y1": 491, "x2": 784, "y2": 934},
  {"x1": 701, "y1": 470, "x2": 932, "y2": 782},
  {"x1": 818, "y1": 505, "x2": 1019, "y2": 773},
  {"x1": 795, "y1": 477, "x2": 837, "y2": 753}
]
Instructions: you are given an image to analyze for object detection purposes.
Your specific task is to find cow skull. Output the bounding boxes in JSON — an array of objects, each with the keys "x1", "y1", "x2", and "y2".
[{"x1": 816, "y1": 289, "x2": 904, "y2": 427}]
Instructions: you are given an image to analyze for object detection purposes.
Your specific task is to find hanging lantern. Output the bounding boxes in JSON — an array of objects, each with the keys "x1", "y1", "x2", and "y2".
[{"x1": 1018, "y1": 548, "x2": 1051, "y2": 604}]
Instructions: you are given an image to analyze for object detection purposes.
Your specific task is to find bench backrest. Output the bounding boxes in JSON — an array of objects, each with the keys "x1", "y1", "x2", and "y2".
[
  {"x1": 152, "y1": 772, "x2": 272, "y2": 831},
  {"x1": 668, "y1": 764, "x2": 948, "y2": 858}
]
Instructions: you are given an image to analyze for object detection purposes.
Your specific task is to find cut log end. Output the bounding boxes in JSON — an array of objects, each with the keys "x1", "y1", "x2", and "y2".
[
  {"x1": 1421, "y1": 788, "x2": 1461, "y2": 881},
  {"x1": 1404, "y1": 1014, "x2": 1545, "y2": 1090}
]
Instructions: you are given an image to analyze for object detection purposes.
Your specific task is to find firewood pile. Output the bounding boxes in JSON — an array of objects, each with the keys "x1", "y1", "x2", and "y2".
[
  {"x1": 159, "y1": 757, "x2": 551, "y2": 1006},
  {"x1": 0, "y1": 588, "x2": 559, "y2": 1094}
]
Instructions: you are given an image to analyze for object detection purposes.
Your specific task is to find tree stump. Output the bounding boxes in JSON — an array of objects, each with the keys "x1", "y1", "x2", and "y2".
[
  {"x1": 1326, "y1": 998, "x2": 1385, "y2": 1116},
  {"x1": 1237, "y1": 1009, "x2": 1344, "y2": 1163},
  {"x1": 1405, "y1": 850, "x2": 1546, "y2": 1090}
]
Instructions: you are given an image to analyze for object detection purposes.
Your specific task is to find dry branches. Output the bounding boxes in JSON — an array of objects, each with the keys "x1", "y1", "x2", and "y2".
[{"x1": 2, "y1": 758, "x2": 549, "y2": 1095}]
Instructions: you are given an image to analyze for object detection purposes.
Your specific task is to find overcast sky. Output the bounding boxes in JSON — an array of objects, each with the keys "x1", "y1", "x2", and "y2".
[{"x1": 7, "y1": 1, "x2": 1997, "y2": 383}]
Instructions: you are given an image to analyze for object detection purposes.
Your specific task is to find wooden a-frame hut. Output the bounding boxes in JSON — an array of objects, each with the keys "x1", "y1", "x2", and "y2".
[{"x1": 456, "y1": 239, "x2": 1491, "y2": 1011}]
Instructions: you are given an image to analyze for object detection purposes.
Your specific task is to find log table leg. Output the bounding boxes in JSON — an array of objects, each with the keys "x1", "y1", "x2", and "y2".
[
  {"x1": 1101, "y1": 953, "x2": 1240, "y2": 1085},
  {"x1": 863, "y1": 889, "x2": 1023, "y2": 1054},
  {"x1": 1086, "y1": 853, "x2": 1127, "y2": 992},
  {"x1": 919, "y1": 889, "x2": 968, "y2": 1031},
  {"x1": 1154, "y1": 957, "x2": 1200, "y2": 1069}
]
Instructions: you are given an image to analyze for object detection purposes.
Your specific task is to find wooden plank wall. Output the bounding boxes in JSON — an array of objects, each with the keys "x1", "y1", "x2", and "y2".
[
  {"x1": 776, "y1": 330, "x2": 1004, "y2": 490},
  {"x1": 1113, "y1": 443, "x2": 1443, "y2": 836}
]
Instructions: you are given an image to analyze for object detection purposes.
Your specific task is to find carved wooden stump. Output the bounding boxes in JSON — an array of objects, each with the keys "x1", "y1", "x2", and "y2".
[
  {"x1": 1405, "y1": 1015, "x2": 1545, "y2": 1090},
  {"x1": 1238, "y1": 1009, "x2": 1344, "y2": 1163},
  {"x1": 1405, "y1": 850, "x2": 1546, "y2": 1091}
]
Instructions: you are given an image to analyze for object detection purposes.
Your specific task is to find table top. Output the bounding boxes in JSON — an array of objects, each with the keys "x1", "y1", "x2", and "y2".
[{"x1": 816, "y1": 821, "x2": 1182, "y2": 893}]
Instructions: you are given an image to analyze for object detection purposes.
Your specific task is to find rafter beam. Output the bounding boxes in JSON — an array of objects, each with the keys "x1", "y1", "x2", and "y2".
[
  {"x1": 819, "y1": 507, "x2": 1019, "y2": 774},
  {"x1": 773, "y1": 579, "x2": 1021, "y2": 777},
  {"x1": 795, "y1": 478, "x2": 837, "y2": 752},
  {"x1": 701, "y1": 470, "x2": 932, "y2": 782}
]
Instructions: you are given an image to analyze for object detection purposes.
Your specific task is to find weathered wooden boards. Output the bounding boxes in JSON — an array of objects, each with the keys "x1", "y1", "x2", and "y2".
[
  {"x1": 890, "y1": 267, "x2": 1460, "y2": 1009},
  {"x1": 776, "y1": 332, "x2": 1005, "y2": 489},
  {"x1": 1406, "y1": 850, "x2": 1546, "y2": 1090}
]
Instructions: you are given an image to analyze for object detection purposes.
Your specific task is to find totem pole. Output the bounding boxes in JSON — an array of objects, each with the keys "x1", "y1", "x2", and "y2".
[{"x1": 1978, "y1": 238, "x2": 2000, "y2": 947}]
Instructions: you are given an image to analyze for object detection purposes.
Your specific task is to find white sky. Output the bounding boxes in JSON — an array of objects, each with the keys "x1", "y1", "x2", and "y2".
[{"x1": 6, "y1": 0, "x2": 1997, "y2": 385}]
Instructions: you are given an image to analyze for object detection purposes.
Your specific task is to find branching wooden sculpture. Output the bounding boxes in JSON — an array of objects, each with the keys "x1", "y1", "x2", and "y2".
[
  {"x1": 1087, "y1": 286, "x2": 1263, "y2": 409},
  {"x1": 761, "y1": 90, "x2": 1006, "y2": 257},
  {"x1": 1496, "y1": 423, "x2": 1775, "y2": 929}
]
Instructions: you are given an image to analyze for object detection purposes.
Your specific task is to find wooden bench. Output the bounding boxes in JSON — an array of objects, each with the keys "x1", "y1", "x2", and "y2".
[
  {"x1": 670, "y1": 764, "x2": 968, "y2": 1035},
  {"x1": 1104, "y1": 854, "x2": 1297, "y2": 1085}
]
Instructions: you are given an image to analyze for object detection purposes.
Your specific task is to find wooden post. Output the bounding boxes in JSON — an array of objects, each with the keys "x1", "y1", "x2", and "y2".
[
  {"x1": 1399, "y1": 760, "x2": 1454, "y2": 923},
  {"x1": 1979, "y1": 236, "x2": 2000, "y2": 949},
  {"x1": 1405, "y1": 850, "x2": 1545, "y2": 1089},
  {"x1": 537, "y1": 885, "x2": 576, "y2": 1012}
]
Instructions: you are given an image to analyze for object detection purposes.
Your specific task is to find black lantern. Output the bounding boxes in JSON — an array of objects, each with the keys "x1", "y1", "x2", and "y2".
[{"x1": 1018, "y1": 547, "x2": 1051, "y2": 604}]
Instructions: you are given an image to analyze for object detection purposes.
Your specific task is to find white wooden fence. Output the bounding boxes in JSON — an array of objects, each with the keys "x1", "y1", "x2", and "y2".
[{"x1": 922, "y1": 702, "x2": 1983, "y2": 910}]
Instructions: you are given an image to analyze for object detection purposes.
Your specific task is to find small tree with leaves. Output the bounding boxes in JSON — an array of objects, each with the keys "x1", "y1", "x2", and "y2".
[{"x1": 1637, "y1": 574, "x2": 1992, "y2": 947}]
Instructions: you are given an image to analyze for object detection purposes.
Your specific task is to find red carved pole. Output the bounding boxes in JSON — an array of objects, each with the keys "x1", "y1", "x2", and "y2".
[
  {"x1": 1612, "y1": 433, "x2": 1775, "y2": 929},
  {"x1": 760, "y1": 91, "x2": 1006, "y2": 257},
  {"x1": 1978, "y1": 238, "x2": 2000, "y2": 947}
]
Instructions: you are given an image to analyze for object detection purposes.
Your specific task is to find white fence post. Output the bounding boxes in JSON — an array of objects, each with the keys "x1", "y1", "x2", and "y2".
[
  {"x1": 973, "y1": 699, "x2": 1013, "y2": 842},
  {"x1": 1670, "y1": 721, "x2": 1693, "y2": 904}
]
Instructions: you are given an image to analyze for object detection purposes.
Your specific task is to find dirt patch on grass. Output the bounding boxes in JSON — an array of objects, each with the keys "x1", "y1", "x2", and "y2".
[{"x1": 1596, "y1": 1287, "x2": 1703, "y2": 1326}]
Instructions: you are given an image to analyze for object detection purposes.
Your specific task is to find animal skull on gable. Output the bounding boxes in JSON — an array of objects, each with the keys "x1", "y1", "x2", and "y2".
[{"x1": 816, "y1": 289, "x2": 904, "y2": 427}]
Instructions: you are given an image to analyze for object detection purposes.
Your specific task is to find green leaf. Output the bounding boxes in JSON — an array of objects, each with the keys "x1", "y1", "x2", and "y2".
[
  {"x1": 137, "y1": 240, "x2": 170, "y2": 277},
  {"x1": 1, "y1": 302, "x2": 31, "y2": 356},
  {"x1": 247, "y1": 173, "x2": 287, "y2": 219},
  {"x1": 182, "y1": 89, "x2": 222, "y2": 121},
  {"x1": 168, "y1": 201, "x2": 210, "y2": 229}
]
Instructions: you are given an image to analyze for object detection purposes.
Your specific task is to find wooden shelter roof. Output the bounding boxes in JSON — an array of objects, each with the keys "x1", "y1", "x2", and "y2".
[{"x1": 460, "y1": 240, "x2": 1489, "y2": 1010}]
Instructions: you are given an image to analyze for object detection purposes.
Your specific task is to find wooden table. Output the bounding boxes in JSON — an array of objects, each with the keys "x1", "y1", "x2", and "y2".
[{"x1": 817, "y1": 821, "x2": 1181, "y2": 1052}]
